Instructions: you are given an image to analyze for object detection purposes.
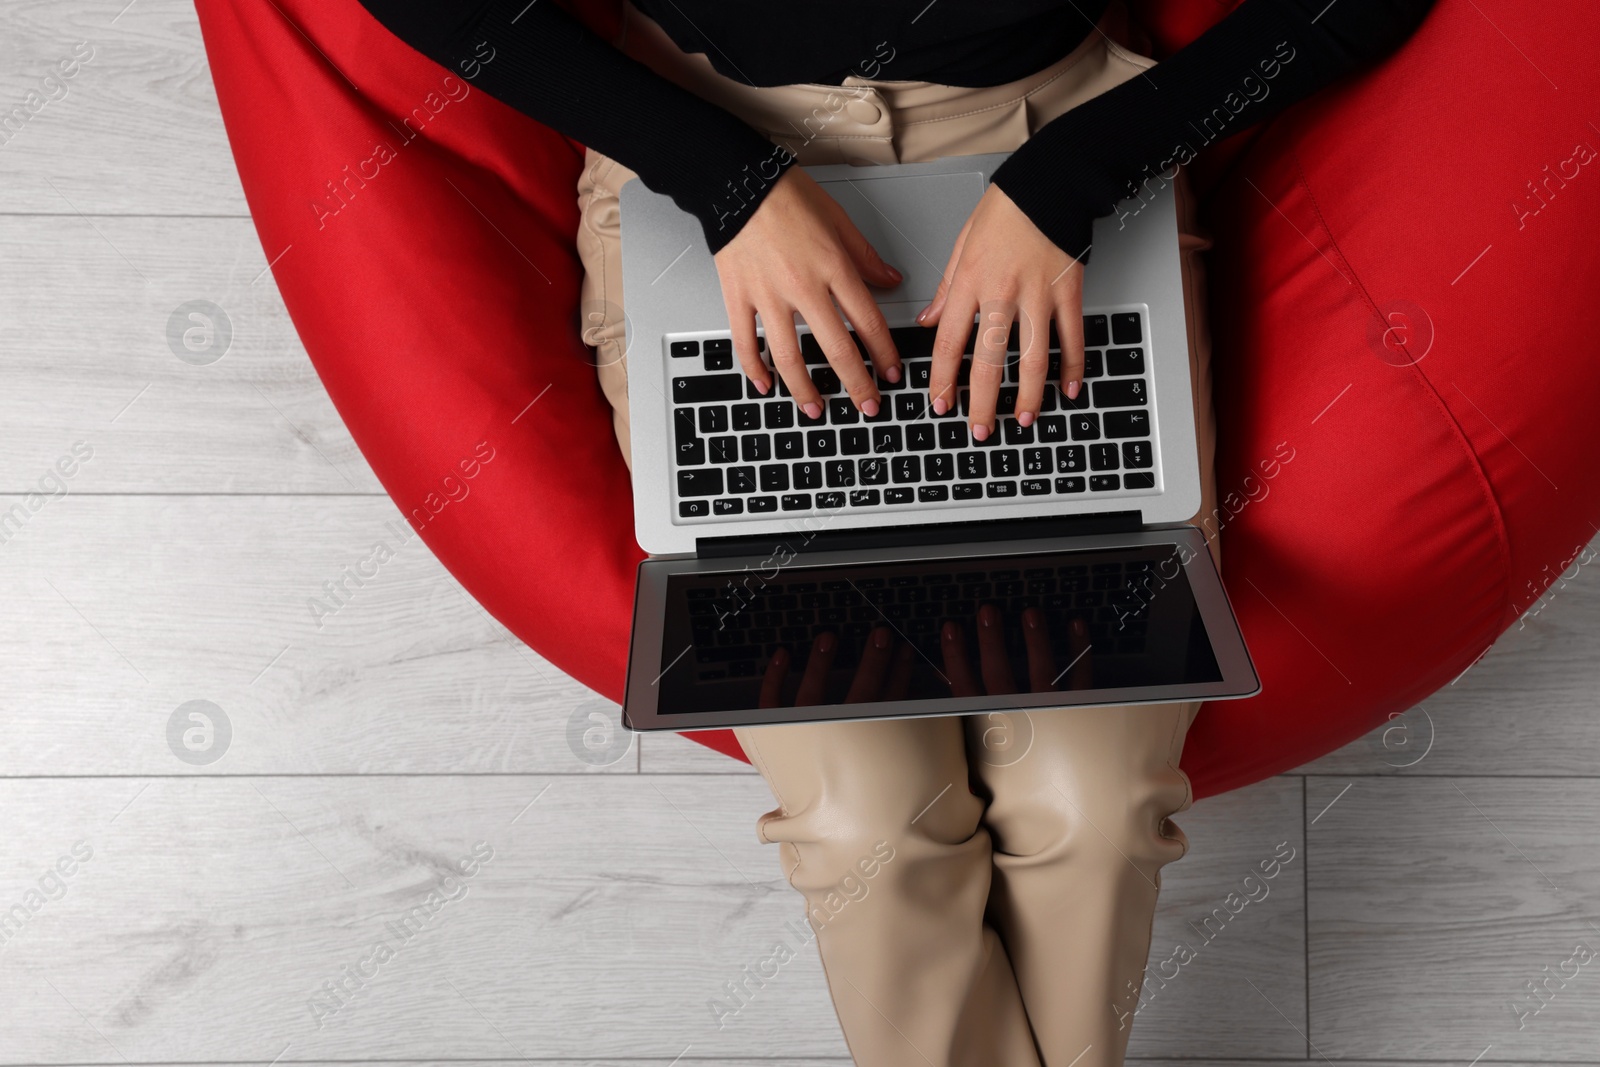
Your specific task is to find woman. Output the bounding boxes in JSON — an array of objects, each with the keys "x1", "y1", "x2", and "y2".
[{"x1": 358, "y1": 1, "x2": 1432, "y2": 1062}]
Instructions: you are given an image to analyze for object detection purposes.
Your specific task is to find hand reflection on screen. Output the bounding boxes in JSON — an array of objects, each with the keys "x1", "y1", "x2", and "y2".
[
  {"x1": 758, "y1": 626, "x2": 915, "y2": 709},
  {"x1": 940, "y1": 604, "x2": 1093, "y2": 696}
]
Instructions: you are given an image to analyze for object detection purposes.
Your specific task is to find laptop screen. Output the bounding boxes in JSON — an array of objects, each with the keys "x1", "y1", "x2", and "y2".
[{"x1": 654, "y1": 542, "x2": 1221, "y2": 717}]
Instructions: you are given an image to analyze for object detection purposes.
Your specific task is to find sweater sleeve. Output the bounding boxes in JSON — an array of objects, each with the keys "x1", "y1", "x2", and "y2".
[
  {"x1": 355, "y1": 0, "x2": 798, "y2": 254},
  {"x1": 989, "y1": 0, "x2": 1437, "y2": 262}
]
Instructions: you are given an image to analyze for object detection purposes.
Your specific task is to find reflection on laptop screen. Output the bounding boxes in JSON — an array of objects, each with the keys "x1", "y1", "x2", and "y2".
[{"x1": 657, "y1": 544, "x2": 1221, "y2": 715}]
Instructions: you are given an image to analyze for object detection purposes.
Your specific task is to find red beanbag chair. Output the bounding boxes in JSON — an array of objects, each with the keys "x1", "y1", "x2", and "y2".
[{"x1": 195, "y1": 0, "x2": 1600, "y2": 798}]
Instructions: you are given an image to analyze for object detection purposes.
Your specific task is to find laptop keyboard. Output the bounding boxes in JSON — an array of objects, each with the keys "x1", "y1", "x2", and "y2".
[
  {"x1": 668, "y1": 309, "x2": 1157, "y2": 521},
  {"x1": 687, "y1": 558, "x2": 1156, "y2": 681}
]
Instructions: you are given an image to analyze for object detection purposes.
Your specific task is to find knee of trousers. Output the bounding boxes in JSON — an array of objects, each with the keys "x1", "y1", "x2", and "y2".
[{"x1": 984, "y1": 757, "x2": 1194, "y2": 873}]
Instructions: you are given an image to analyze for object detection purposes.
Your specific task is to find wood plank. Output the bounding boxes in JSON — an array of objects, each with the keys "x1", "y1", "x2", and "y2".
[
  {"x1": 0, "y1": 495, "x2": 618, "y2": 775},
  {"x1": 0, "y1": 0, "x2": 246, "y2": 215},
  {"x1": 1307, "y1": 776, "x2": 1600, "y2": 1060},
  {"x1": 1296, "y1": 530, "x2": 1600, "y2": 777},
  {"x1": 0, "y1": 216, "x2": 376, "y2": 494}
]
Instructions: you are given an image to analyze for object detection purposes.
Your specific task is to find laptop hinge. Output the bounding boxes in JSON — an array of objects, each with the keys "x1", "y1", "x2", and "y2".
[{"x1": 695, "y1": 511, "x2": 1144, "y2": 560}]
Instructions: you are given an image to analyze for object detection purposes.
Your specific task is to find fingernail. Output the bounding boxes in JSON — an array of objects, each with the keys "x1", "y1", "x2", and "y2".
[
  {"x1": 972, "y1": 423, "x2": 989, "y2": 442},
  {"x1": 755, "y1": 379, "x2": 771, "y2": 395},
  {"x1": 1067, "y1": 380, "x2": 1081, "y2": 400},
  {"x1": 817, "y1": 631, "x2": 835, "y2": 652},
  {"x1": 915, "y1": 307, "x2": 929, "y2": 323},
  {"x1": 884, "y1": 364, "x2": 901, "y2": 383},
  {"x1": 874, "y1": 627, "x2": 891, "y2": 648},
  {"x1": 861, "y1": 398, "x2": 879, "y2": 417},
  {"x1": 1073, "y1": 618, "x2": 1087, "y2": 633},
  {"x1": 1018, "y1": 410, "x2": 1034, "y2": 428},
  {"x1": 887, "y1": 266, "x2": 903, "y2": 282},
  {"x1": 803, "y1": 402, "x2": 822, "y2": 418},
  {"x1": 932, "y1": 397, "x2": 948, "y2": 415}
]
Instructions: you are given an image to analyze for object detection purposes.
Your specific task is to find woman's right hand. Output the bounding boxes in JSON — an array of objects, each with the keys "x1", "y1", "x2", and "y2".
[{"x1": 713, "y1": 166, "x2": 905, "y2": 419}]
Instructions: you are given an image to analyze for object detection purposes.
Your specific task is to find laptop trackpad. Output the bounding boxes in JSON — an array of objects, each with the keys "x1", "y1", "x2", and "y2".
[{"x1": 817, "y1": 170, "x2": 985, "y2": 306}]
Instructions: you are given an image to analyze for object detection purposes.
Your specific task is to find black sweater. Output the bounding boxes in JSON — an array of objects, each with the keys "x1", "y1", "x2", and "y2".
[{"x1": 357, "y1": 0, "x2": 1433, "y2": 260}]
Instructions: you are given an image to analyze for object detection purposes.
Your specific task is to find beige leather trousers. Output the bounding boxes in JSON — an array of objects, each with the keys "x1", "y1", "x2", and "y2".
[{"x1": 577, "y1": 5, "x2": 1221, "y2": 1063}]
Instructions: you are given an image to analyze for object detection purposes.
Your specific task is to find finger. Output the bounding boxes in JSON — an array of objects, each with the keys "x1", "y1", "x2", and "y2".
[
  {"x1": 728, "y1": 297, "x2": 773, "y2": 397},
  {"x1": 966, "y1": 299, "x2": 1014, "y2": 443},
  {"x1": 802, "y1": 296, "x2": 881, "y2": 416},
  {"x1": 833, "y1": 211, "x2": 904, "y2": 291},
  {"x1": 1014, "y1": 299, "x2": 1051, "y2": 429},
  {"x1": 1067, "y1": 615, "x2": 1094, "y2": 691},
  {"x1": 794, "y1": 629, "x2": 837, "y2": 707},
  {"x1": 761, "y1": 304, "x2": 822, "y2": 420},
  {"x1": 918, "y1": 213, "x2": 974, "y2": 327},
  {"x1": 845, "y1": 626, "x2": 894, "y2": 704},
  {"x1": 833, "y1": 274, "x2": 903, "y2": 385},
  {"x1": 1053, "y1": 265, "x2": 1086, "y2": 403},
  {"x1": 758, "y1": 645, "x2": 791, "y2": 709},
  {"x1": 940, "y1": 620, "x2": 979, "y2": 697},
  {"x1": 975, "y1": 603, "x2": 1016, "y2": 695},
  {"x1": 928, "y1": 289, "x2": 977, "y2": 418},
  {"x1": 1021, "y1": 607, "x2": 1056, "y2": 693},
  {"x1": 884, "y1": 642, "x2": 915, "y2": 702}
]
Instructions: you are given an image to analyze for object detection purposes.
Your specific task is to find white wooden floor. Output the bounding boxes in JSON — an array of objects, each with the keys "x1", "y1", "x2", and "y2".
[{"x1": 3, "y1": 2, "x2": 1598, "y2": 1064}]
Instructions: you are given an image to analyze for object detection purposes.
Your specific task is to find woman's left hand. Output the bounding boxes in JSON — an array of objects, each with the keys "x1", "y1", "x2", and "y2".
[{"x1": 917, "y1": 184, "x2": 1087, "y2": 442}]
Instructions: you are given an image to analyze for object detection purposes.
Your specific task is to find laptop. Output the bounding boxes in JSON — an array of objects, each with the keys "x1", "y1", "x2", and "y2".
[{"x1": 617, "y1": 151, "x2": 1258, "y2": 731}]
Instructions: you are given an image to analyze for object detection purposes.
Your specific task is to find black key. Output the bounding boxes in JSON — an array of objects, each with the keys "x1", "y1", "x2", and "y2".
[
  {"x1": 1124, "y1": 472, "x2": 1155, "y2": 489},
  {"x1": 918, "y1": 485, "x2": 950, "y2": 503},
  {"x1": 877, "y1": 368, "x2": 906, "y2": 392},
  {"x1": 1081, "y1": 350, "x2": 1103, "y2": 380},
  {"x1": 938, "y1": 422, "x2": 969, "y2": 450},
  {"x1": 748, "y1": 495, "x2": 778, "y2": 512},
  {"x1": 775, "y1": 432, "x2": 804, "y2": 459},
  {"x1": 680, "y1": 499, "x2": 711, "y2": 517},
  {"x1": 1021, "y1": 478, "x2": 1051, "y2": 496},
  {"x1": 985, "y1": 481, "x2": 1018, "y2": 498},
  {"x1": 1061, "y1": 384, "x2": 1093, "y2": 411},
  {"x1": 1002, "y1": 419, "x2": 1034, "y2": 445},
  {"x1": 670, "y1": 340, "x2": 700, "y2": 359},
  {"x1": 673, "y1": 374, "x2": 742, "y2": 403},
  {"x1": 807, "y1": 430, "x2": 837, "y2": 457},
  {"x1": 677, "y1": 468, "x2": 723, "y2": 497},
  {"x1": 713, "y1": 497, "x2": 743, "y2": 514},
  {"x1": 1107, "y1": 347, "x2": 1145, "y2": 376},
  {"x1": 676, "y1": 439, "x2": 705, "y2": 466},
  {"x1": 885, "y1": 487, "x2": 914, "y2": 504},
  {"x1": 746, "y1": 377, "x2": 769, "y2": 400},
  {"x1": 1040, "y1": 390, "x2": 1058, "y2": 412},
  {"x1": 895, "y1": 393, "x2": 925, "y2": 421},
  {"x1": 1024, "y1": 447, "x2": 1051, "y2": 476},
  {"x1": 1103, "y1": 410, "x2": 1151, "y2": 438},
  {"x1": 1069, "y1": 413, "x2": 1101, "y2": 440},
  {"x1": 764, "y1": 402, "x2": 794, "y2": 429},
  {"x1": 931, "y1": 389, "x2": 961, "y2": 418},
  {"x1": 812, "y1": 367, "x2": 842, "y2": 395},
  {"x1": 953, "y1": 483, "x2": 982, "y2": 500},
  {"x1": 892, "y1": 327, "x2": 937, "y2": 360},
  {"x1": 907, "y1": 424, "x2": 936, "y2": 451},
  {"x1": 1090, "y1": 443, "x2": 1120, "y2": 471},
  {"x1": 760, "y1": 464, "x2": 790, "y2": 492},
  {"x1": 705, "y1": 347, "x2": 733, "y2": 371},
  {"x1": 797, "y1": 400, "x2": 826, "y2": 426},
  {"x1": 1089, "y1": 474, "x2": 1121, "y2": 492},
  {"x1": 849, "y1": 489, "x2": 881, "y2": 507},
  {"x1": 1056, "y1": 445, "x2": 1087, "y2": 473},
  {"x1": 782, "y1": 493, "x2": 812, "y2": 511},
  {"x1": 817, "y1": 492, "x2": 846, "y2": 509},
  {"x1": 892, "y1": 456, "x2": 921, "y2": 483},
  {"x1": 1122, "y1": 441, "x2": 1153, "y2": 468},
  {"x1": 826, "y1": 460, "x2": 856, "y2": 487},
  {"x1": 1036, "y1": 415, "x2": 1068, "y2": 443},
  {"x1": 729, "y1": 466, "x2": 757, "y2": 493},
  {"x1": 909, "y1": 360, "x2": 933, "y2": 389},
  {"x1": 864, "y1": 401, "x2": 893, "y2": 424},
  {"x1": 799, "y1": 333, "x2": 829, "y2": 365},
  {"x1": 732, "y1": 403, "x2": 761, "y2": 431},
  {"x1": 1111, "y1": 312, "x2": 1142, "y2": 345},
  {"x1": 995, "y1": 387, "x2": 1017, "y2": 416},
  {"x1": 741, "y1": 435, "x2": 772, "y2": 463},
  {"x1": 924, "y1": 454, "x2": 954, "y2": 481},
  {"x1": 674, "y1": 408, "x2": 700, "y2": 444},
  {"x1": 1056, "y1": 475, "x2": 1086, "y2": 493},
  {"x1": 704, "y1": 337, "x2": 732, "y2": 356},
  {"x1": 794, "y1": 462, "x2": 823, "y2": 489},
  {"x1": 872, "y1": 426, "x2": 903, "y2": 453},
  {"x1": 840, "y1": 428, "x2": 870, "y2": 455},
  {"x1": 1092, "y1": 379, "x2": 1147, "y2": 408},
  {"x1": 957, "y1": 451, "x2": 988, "y2": 479},
  {"x1": 991, "y1": 450, "x2": 1021, "y2": 477},
  {"x1": 1083, "y1": 315, "x2": 1109, "y2": 348},
  {"x1": 828, "y1": 397, "x2": 860, "y2": 424},
  {"x1": 858, "y1": 457, "x2": 889, "y2": 485},
  {"x1": 709, "y1": 436, "x2": 739, "y2": 464},
  {"x1": 699, "y1": 406, "x2": 730, "y2": 434}
]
